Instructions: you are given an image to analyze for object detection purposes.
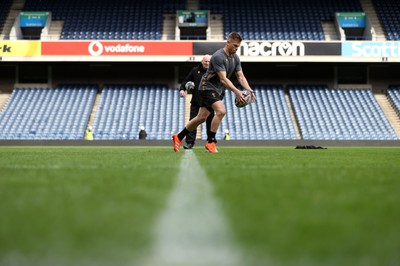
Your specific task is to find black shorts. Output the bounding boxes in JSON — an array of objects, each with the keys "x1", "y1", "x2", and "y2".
[{"x1": 199, "y1": 90, "x2": 222, "y2": 112}]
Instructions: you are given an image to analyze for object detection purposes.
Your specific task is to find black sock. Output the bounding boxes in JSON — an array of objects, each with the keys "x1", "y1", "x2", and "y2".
[
  {"x1": 178, "y1": 128, "x2": 190, "y2": 140},
  {"x1": 207, "y1": 131, "x2": 216, "y2": 143},
  {"x1": 206, "y1": 130, "x2": 211, "y2": 140}
]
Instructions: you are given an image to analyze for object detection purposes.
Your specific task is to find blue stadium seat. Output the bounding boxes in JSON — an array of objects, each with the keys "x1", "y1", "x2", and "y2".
[
  {"x1": 92, "y1": 85, "x2": 185, "y2": 140},
  {"x1": 0, "y1": 0, "x2": 12, "y2": 32},
  {"x1": 373, "y1": 0, "x2": 400, "y2": 40},
  {"x1": 201, "y1": 0, "x2": 363, "y2": 41},
  {"x1": 23, "y1": 0, "x2": 185, "y2": 40},
  {"x1": 0, "y1": 85, "x2": 98, "y2": 140},
  {"x1": 387, "y1": 86, "x2": 400, "y2": 116},
  {"x1": 288, "y1": 85, "x2": 398, "y2": 140},
  {"x1": 201, "y1": 85, "x2": 298, "y2": 140}
]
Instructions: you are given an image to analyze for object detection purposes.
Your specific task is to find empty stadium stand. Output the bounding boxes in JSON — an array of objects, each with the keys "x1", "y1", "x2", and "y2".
[
  {"x1": 22, "y1": 0, "x2": 185, "y2": 40},
  {"x1": 289, "y1": 85, "x2": 398, "y2": 140},
  {"x1": 200, "y1": 0, "x2": 363, "y2": 40},
  {"x1": 1, "y1": 83, "x2": 400, "y2": 141},
  {"x1": 0, "y1": 85, "x2": 97, "y2": 140},
  {"x1": 5, "y1": 0, "x2": 400, "y2": 42},
  {"x1": 202, "y1": 85, "x2": 298, "y2": 140},
  {"x1": 92, "y1": 85, "x2": 185, "y2": 140},
  {"x1": 17, "y1": 0, "x2": 370, "y2": 41},
  {"x1": 373, "y1": 0, "x2": 400, "y2": 40}
]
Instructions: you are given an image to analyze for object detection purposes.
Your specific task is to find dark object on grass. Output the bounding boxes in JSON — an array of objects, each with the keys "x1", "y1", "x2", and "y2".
[{"x1": 295, "y1": 145, "x2": 327, "y2": 149}]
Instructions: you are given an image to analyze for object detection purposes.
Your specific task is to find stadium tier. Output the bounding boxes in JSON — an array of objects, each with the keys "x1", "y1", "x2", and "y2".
[
  {"x1": 0, "y1": 85, "x2": 97, "y2": 140},
  {"x1": 289, "y1": 85, "x2": 398, "y2": 140},
  {"x1": 1, "y1": 84, "x2": 399, "y2": 141},
  {"x1": 14, "y1": 0, "x2": 367, "y2": 41},
  {"x1": 3, "y1": 0, "x2": 400, "y2": 41},
  {"x1": 202, "y1": 85, "x2": 298, "y2": 140},
  {"x1": 200, "y1": 0, "x2": 363, "y2": 40},
  {"x1": 22, "y1": 0, "x2": 185, "y2": 40},
  {"x1": 92, "y1": 85, "x2": 185, "y2": 140}
]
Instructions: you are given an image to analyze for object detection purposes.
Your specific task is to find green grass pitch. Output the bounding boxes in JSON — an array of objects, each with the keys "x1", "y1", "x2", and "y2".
[{"x1": 1, "y1": 146, "x2": 399, "y2": 266}]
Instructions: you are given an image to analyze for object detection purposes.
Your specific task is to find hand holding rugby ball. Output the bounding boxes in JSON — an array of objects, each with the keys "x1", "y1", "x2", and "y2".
[
  {"x1": 235, "y1": 92, "x2": 251, "y2": 108},
  {"x1": 185, "y1": 81, "x2": 195, "y2": 94}
]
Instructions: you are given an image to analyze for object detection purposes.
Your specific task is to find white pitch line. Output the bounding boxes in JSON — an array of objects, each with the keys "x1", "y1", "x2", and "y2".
[{"x1": 141, "y1": 150, "x2": 243, "y2": 266}]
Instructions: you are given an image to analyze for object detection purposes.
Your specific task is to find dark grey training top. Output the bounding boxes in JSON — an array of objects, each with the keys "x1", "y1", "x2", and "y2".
[{"x1": 200, "y1": 48, "x2": 242, "y2": 96}]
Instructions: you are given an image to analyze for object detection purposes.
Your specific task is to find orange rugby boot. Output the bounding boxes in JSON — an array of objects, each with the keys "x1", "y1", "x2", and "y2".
[
  {"x1": 172, "y1": 134, "x2": 182, "y2": 152},
  {"x1": 205, "y1": 142, "x2": 218, "y2": 153}
]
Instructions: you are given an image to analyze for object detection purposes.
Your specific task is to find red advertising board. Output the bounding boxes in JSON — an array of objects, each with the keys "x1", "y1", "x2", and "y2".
[{"x1": 42, "y1": 41, "x2": 193, "y2": 56}]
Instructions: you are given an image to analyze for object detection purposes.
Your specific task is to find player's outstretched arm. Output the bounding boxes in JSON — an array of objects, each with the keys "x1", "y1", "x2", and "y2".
[{"x1": 217, "y1": 71, "x2": 247, "y2": 103}]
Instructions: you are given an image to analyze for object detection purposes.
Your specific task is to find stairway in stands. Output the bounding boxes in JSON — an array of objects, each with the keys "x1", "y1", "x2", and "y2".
[
  {"x1": 359, "y1": 0, "x2": 386, "y2": 41},
  {"x1": 375, "y1": 93, "x2": 400, "y2": 138},
  {"x1": 0, "y1": 93, "x2": 11, "y2": 111}
]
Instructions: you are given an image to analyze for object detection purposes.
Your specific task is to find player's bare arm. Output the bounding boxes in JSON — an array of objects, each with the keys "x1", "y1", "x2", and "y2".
[{"x1": 216, "y1": 71, "x2": 247, "y2": 103}]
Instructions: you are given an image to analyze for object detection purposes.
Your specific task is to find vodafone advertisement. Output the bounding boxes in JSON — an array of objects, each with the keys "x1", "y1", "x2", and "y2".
[{"x1": 42, "y1": 41, "x2": 192, "y2": 56}]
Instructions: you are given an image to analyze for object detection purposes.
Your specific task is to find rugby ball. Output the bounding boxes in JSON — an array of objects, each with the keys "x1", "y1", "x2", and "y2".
[
  {"x1": 185, "y1": 81, "x2": 195, "y2": 93},
  {"x1": 235, "y1": 93, "x2": 251, "y2": 108}
]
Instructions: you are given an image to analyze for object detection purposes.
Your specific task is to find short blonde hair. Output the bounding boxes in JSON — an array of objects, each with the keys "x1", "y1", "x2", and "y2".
[{"x1": 228, "y1": 32, "x2": 242, "y2": 42}]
